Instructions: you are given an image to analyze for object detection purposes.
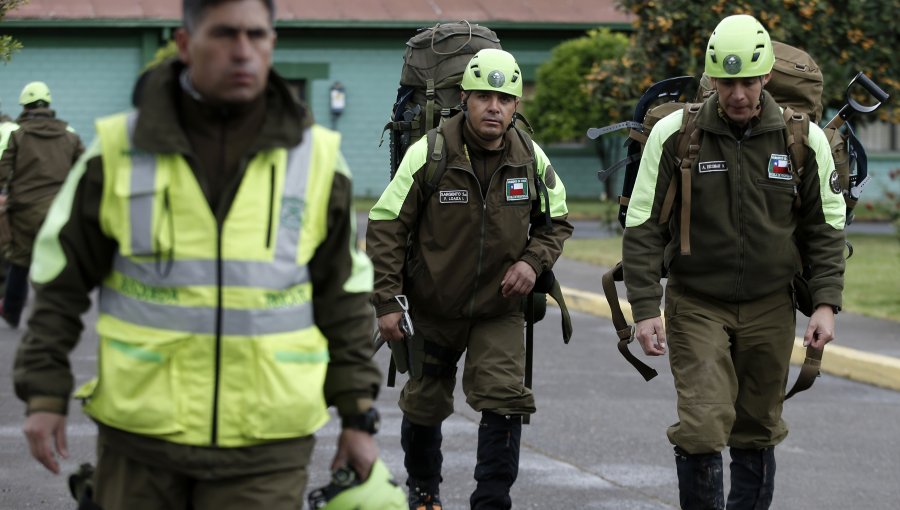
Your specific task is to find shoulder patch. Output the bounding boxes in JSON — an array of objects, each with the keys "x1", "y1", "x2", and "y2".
[{"x1": 829, "y1": 170, "x2": 842, "y2": 194}]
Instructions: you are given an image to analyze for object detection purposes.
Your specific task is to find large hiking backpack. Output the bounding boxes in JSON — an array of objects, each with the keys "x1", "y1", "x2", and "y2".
[
  {"x1": 382, "y1": 21, "x2": 502, "y2": 179},
  {"x1": 589, "y1": 42, "x2": 890, "y2": 393}
]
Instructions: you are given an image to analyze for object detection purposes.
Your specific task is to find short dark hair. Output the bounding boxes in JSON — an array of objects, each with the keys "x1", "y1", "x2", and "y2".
[
  {"x1": 24, "y1": 100, "x2": 50, "y2": 110},
  {"x1": 183, "y1": 0, "x2": 275, "y2": 32}
]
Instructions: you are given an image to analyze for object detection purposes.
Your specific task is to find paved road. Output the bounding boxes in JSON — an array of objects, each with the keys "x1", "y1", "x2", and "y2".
[{"x1": 2, "y1": 299, "x2": 900, "y2": 509}]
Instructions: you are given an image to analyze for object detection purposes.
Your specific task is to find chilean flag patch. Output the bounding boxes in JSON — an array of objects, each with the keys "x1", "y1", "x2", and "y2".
[
  {"x1": 768, "y1": 154, "x2": 792, "y2": 180},
  {"x1": 505, "y1": 178, "x2": 529, "y2": 201}
]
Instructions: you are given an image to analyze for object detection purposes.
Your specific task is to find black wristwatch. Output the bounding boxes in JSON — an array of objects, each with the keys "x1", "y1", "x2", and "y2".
[{"x1": 341, "y1": 407, "x2": 380, "y2": 435}]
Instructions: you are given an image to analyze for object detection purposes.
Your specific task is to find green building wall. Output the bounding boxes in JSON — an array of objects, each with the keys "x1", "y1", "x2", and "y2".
[{"x1": 1, "y1": 25, "x2": 611, "y2": 200}]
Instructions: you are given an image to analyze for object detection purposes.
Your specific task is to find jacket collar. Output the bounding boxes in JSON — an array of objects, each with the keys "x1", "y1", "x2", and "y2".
[
  {"x1": 443, "y1": 113, "x2": 534, "y2": 169},
  {"x1": 696, "y1": 90, "x2": 785, "y2": 137},
  {"x1": 132, "y1": 59, "x2": 311, "y2": 156}
]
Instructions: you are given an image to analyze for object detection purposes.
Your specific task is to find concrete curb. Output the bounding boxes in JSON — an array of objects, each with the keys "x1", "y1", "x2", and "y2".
[{"x1": 558, "y1": 286, "x2": 900, "y2": 393}]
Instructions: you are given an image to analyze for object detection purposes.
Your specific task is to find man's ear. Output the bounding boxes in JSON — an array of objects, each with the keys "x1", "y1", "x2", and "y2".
[
  {"x1": 460, "y1": 91, "x2": 468, "y2": 111},
  {"x1": 175, "y1": 28, "x2": 191, "y2": 64},
  {"x1": 761, "y1": 72, "x2": 773, "y2": 86}
]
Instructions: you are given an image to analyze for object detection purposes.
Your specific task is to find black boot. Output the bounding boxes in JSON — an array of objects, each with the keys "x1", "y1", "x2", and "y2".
[
  {"x1": 401, "y1": 416, "x2": 443, "y2": 510},
  {"x1": 675, "y1": 446, "x2": 725, "y2": 510},
  {"x1": 1, "y1": 263, "x2": 29, "y2": 328},
  {"x1": 726, "y1": 447, "x2": 775, "y2": 510},
  {"x1": 470, "y1": 411, "x2": 522, "y2": 510}
]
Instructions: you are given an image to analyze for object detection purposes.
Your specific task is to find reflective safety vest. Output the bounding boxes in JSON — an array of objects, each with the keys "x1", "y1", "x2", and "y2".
[{"x1": 75, "y1": 111, "x2": 340, "y2": 447}]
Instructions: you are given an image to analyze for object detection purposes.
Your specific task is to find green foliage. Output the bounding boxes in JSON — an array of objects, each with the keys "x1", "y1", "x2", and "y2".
[
  {"x1": 587, "y1": 0, "x2": 899, "y2": 124},
  {"x1": 0, "y1": 35, "x2": 22, "y2": 64},
  {"x1": 526, "y1": 29, "x2": 629, "y2": 144},
  {"x1": 0, "y1": 0, "x2": 30, "y2": 63}
]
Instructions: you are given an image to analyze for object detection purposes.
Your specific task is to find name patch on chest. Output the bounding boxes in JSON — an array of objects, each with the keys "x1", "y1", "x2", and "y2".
[
  {"x1": 698, "y1": 161, "x2": 728, "y2": 173},
  {"x1": 505, "y1": 178, "x2": 529, "y2": 202},
  {"x1": 767, "y1": 154, "x2": 792, "y2": 180},
  {"x1": 439, "y1": 190, "x2": 469, "y2": 204}
]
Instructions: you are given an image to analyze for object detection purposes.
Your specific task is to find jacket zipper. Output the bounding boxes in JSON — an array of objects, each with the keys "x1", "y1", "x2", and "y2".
[
  {"x1": 734, "y1": 138, "x2": 745, "y2": 301},
  {"x1": 466, "y1": 163, "x2": 505, "y2": 317},
  {"x1": 266, "y1": 164, "x2": 275, "y2": 248},
  {"x1": 210, "y1": 121, "x2": 227, "y2": 445}
]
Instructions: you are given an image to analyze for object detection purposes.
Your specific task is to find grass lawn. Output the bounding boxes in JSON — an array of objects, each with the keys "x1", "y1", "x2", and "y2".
[{"x1": 563, "y1": 233, "x2": 900, "y2": 322}]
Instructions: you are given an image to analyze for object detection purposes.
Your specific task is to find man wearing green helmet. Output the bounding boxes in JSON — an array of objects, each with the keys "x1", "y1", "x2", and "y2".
[
  {"x1": 623, "y1": 14, "x2": 845, "y2": 510},
  {"x1": 367, "y1": 48, "x2": 572, "y2": 509},
  {"x1": 0, "y1": 81, "x2": 84, "y2": 328}
]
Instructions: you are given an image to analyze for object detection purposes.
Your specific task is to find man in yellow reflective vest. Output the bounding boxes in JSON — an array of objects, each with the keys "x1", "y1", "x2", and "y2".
[{"x1": 13, "y1": 1, "x2": 383, "y2": 508}]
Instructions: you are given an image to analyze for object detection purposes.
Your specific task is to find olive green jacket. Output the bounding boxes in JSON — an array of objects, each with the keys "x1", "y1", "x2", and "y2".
[
  {"x1": 367, "y1": 113, "x2": 572, "y2": 319},
  {"x1": 623, "y1": 91, "x2": 845, "y2": 321}
]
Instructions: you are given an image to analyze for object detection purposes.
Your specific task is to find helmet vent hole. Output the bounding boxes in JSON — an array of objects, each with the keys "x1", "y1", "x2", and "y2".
[{"x1": 752, "y1": 51, "x2": 760, "y2": 62}]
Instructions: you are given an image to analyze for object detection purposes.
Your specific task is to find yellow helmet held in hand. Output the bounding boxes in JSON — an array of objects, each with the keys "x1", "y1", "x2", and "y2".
[
  {"x1": 461, "y1": 48, "x2": 523, "y2": 98},
  {"x1": 19, "y1": 81, "x2": 52, "y2": 106},
  {"x1": 307, "y1": 459, "x2": 407, "y2": 510},
  {"x1": 705, "y1": 14, "x2": 774, "y2": 79}
]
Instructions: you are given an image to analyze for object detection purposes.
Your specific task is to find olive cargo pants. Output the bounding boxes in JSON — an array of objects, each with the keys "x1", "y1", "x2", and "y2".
[
  {"x1": 399, "y1": 312, "x2": 535, "y2": 426},
  {"x1": 92, "y1": 427, "x2": 314, "y2": 509},
  {"x1": 664, "y1": 282, "x2": 796, "y2": 454}
]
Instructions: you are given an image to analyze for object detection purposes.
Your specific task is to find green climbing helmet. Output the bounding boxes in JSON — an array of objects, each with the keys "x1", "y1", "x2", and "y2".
[
  {"x1": 19, "y1": 81, "x2": 52, "y2": 106},
  {"x1": 461, "y1": 48, "x2": 523, "y2": 98},
  {"x1": 307, "y1": 459, "x2": 407, "y2": 510},
  {"x1": 704, "y1": 14, "x2": 774, "y2": 78}
]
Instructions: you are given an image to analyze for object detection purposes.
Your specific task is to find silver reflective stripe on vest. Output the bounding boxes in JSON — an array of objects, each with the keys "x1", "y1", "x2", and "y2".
[
  {"x1": 126, "y1": 112, "x2": 158, "y2": 256},
  {"x1": 112, "y1": 257, "x2": 310, "y2": 289},
  {"x1": 103, "y1": 121, "x2": 316, "y2": 336},
  {"x1": 100, "y1": 287, "x2": 315, "y2": 336},
  {"x1": 275, "y1": 127, "x2": 313, "y2": 263}
]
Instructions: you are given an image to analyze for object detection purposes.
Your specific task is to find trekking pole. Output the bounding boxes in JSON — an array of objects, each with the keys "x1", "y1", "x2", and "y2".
[
  {"x1": 825, "y1": 72, "x2": 890, "y2": 130},
  {"x1": 824, "y1": 72, "x2": 890, "y2": 226},
  {"x1": 523, "y1": 291, "x2": 534, "y2": 425}
]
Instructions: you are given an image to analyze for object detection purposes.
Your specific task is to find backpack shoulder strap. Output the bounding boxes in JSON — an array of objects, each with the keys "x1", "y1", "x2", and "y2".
[
  {"x1": 660, "y1": 102, "x2": 702, "y2": 256},
  {"x1": 782, "y1": 106, "x2": 809, "y2": 178},
  {"x1": 512, "y1": 126, "x2": 553, "y2": 230},
  {"x1": 782, "y1": 107, "x2": 809, "y2": 211},
  {"x1": 423, "y1": 125, "x2": 449, "y2": 203}
]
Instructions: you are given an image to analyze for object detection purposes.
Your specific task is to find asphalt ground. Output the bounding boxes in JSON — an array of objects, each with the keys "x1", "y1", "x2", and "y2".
[
  {"x1": 3, "y1": 303, "x2": 900, "y2": 509},
  {"x1": 1, "y1": 217, "x2": 898, "y2": 508}
]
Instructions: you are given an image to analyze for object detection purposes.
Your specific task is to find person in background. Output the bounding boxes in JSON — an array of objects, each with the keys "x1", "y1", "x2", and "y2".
[{"x1": 0, "y1": 82, "x2": 83, "y2": 327}]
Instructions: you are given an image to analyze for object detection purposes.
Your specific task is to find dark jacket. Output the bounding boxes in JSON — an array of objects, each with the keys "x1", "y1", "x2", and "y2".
[
  {"x1": 0, "y1": 107, "x2": 83, "y2": 207},
  {"x1": 622, "y1": 91, "x2": 845, "y2": 321},
  {"x1": 367, "y1": 113, "x2": 572, "y2": 319},
  {"x1": 13, "y1": 60, "x2": 380, "y2": 468},
  {"x1": 0, "y1": 108, "x2": 83, "y2": 265}
]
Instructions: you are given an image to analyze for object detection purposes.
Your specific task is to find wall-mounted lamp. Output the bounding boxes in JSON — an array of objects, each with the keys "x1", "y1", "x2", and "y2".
[{"x1": 329, "y1": 82, "x2": 346, "y2": 129}]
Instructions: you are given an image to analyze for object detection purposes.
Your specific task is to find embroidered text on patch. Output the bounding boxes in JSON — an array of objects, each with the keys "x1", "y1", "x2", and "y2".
[
  {"x1": 767, "y1": 154, "x2": 792, "y2": 180},
  {"x1": 505, "y1": 178, "x2": 529, "y2": 202},
  {"x1": 698, "y1": 161, "x2": 727, "y2": 173},
  {"x1": 439, "y1": 190, "x2": 469, "y2": 204}
]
